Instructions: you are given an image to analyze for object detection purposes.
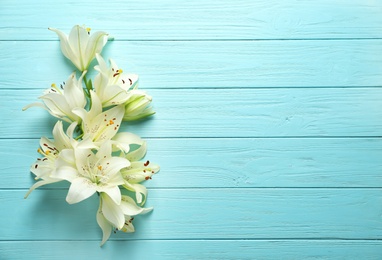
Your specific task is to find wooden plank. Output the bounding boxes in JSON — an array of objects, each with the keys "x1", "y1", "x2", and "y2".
[
  {"x1": 3, "y1": 88, "x2": 382, "y2": 138},
  {"x1": 1, "y1": 40, "x2": 382, "y2": 89},
  {"x1": 3, "y1": 138, "x2": 382, "y2": 189},
  {"x1": 1, "y1": 189, "x2": 381, "y2": 240},
  {"x1": 1, "y1": 0, "x2": 382, "y2": 40},
  {"x1": 1, "y1": 240, "x2": 381, "y2": 259}
]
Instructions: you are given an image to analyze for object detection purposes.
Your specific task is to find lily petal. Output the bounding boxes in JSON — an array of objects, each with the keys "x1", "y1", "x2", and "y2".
[
  {"x1": 64, "y1": 71, "x2": 87, "y2": 109},
  {"x1": 98, "y1": 185, "x2": 121, "y2": 205},
  {"x1": 123, "y1": 182, "x2": 148, "y2": 205},
  {"x1": 52, "y1": 121, "x2": 72, "y2": 150},
  {"x1": 66, "y1": 177, "x2": 97, "y2": 204},
  {"x1": 56, "y1": 149, "x2": 75, "y2": 168},
  {"x1": 48, "y1": 27, "x2": 78, "y2": 69},
  {"x1": 69, "y1": 25, "x2": 89, "y2": 70},
  {"x1": 120, "y1": 195, "x2": 153, "y2": 216},
  {"x1": 96, "y1": 202, "x2": 112, "y2": 246},
  {"x1": 112, "y1": 132, "x2": 144, "y2": 153},
  {"x1": 52, "y1": 165, "x2": 78, "y2": 182},
  {"x1": 24, "y1": 177, "x2": 61, "y2": 199},
  {"x1": 101, "y1": 156, "x2": 130, "y2": 177},
  {"x1": 101, "y1": 193, "x2": 124, "y2": 229},
  {"x1": 125, "y1": 141, "x2": 147, "y2": 162},
  {"x1": 122, "y1": 161, "x2": 160, "y2": 184},
  {"x1": 85, "y1": 31, "x2": 108, "y2": 68}
]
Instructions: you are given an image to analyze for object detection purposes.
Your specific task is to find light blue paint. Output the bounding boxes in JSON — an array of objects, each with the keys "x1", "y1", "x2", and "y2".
[{"x1": 0, "y1": 0, "x2": 381, "y2": 259}]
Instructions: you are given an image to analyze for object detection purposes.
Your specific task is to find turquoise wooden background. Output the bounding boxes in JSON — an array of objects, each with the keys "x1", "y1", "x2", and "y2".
[{"x1": 1, "y1": 0, "x2": 382, "y2": 259}]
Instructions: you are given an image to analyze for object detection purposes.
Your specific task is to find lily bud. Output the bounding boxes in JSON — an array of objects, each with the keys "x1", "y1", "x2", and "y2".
[{"x1": 123, "y1": 92, "x2": 155, "y2": 121}]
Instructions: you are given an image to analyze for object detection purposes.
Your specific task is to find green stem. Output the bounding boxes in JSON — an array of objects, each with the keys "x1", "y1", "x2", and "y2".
[
  {"x1": 83, "y1": 74, "x2": 92, "y2": 93},
  {"x1": 83, "y1": 74, "x2": 93, "y2": 109}
]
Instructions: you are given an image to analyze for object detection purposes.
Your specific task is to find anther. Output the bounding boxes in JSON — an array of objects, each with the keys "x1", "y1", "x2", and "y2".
[
  {"x1": 144, "y1": 160, "x2": 150, "y2": 166},
  {"x1": 86, "y1": 27, "x2": 91, "y2": 35}
]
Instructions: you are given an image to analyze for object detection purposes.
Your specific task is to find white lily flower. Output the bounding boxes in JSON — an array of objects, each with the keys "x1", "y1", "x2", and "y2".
[
  {"x1": 53, "y1": 141, "x2": 130, "y2": 204},
  {"x1": 93, "y1": 54, "x2": 155, "y2": 120},
  {"x1": 24, "y1": 121, "x2": 77, "y2": 198},
  {"x1": 121, "y1": 141, "x2": 160, "y2": 205},
  {"x1": 23, "y1": 72, "x2": 87, "y2": 123},
  {"x1": 73, "y1": 91, "x2": 125, "y2": 146},
  {"x1": 94, "y1": 54, "x2": 139, "y2": 107},
  {"x1": 97, "y1": 193, "x2": 152, "y2": 246},
  {"x1": 49, "y1": 25, "x2": 108, "y2": 71}
]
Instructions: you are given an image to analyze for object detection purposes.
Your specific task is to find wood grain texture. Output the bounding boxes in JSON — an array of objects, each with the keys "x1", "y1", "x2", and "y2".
[
  {"x1": 1, "y1": 0, "x2": 382, "y2": 40},
  {"x1": 1, "y1": 0, "x2": 382, "y2": 258},
  {"x1": 1, "y1": 240, "x2": 382, "y2": 260},
  {"x1": 2, "y1": 138, "x2": 382, "y2": 189},
  {"x1": 2, "y1": 189, "x2": 382, "y2": 240},
  {"x1": 1, "y1": 40, "x2": 382, "y2": 89},
  {"x1": 3, "y1": 88, "x2": 382, "y2": 138}
]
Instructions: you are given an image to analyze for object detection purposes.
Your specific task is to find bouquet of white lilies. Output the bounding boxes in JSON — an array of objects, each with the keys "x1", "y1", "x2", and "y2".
[{"x1": 23, "y1": 25, "x2": 159, "y2": 246}]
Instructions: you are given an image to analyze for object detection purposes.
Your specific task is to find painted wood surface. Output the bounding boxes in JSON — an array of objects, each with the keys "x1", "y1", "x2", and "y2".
[
  {"x1": 1, "y1": 0, "x2": 382, "y2": 40},
  {"x1": 1, "y1": 0, "x2": 381, "y2": 259},
  {"x1": 1, "y1": 40, "x2": 382, "y2": 88},
  {"x1": 1, "y1": 241, "x2": 382, "y2": 260}
]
